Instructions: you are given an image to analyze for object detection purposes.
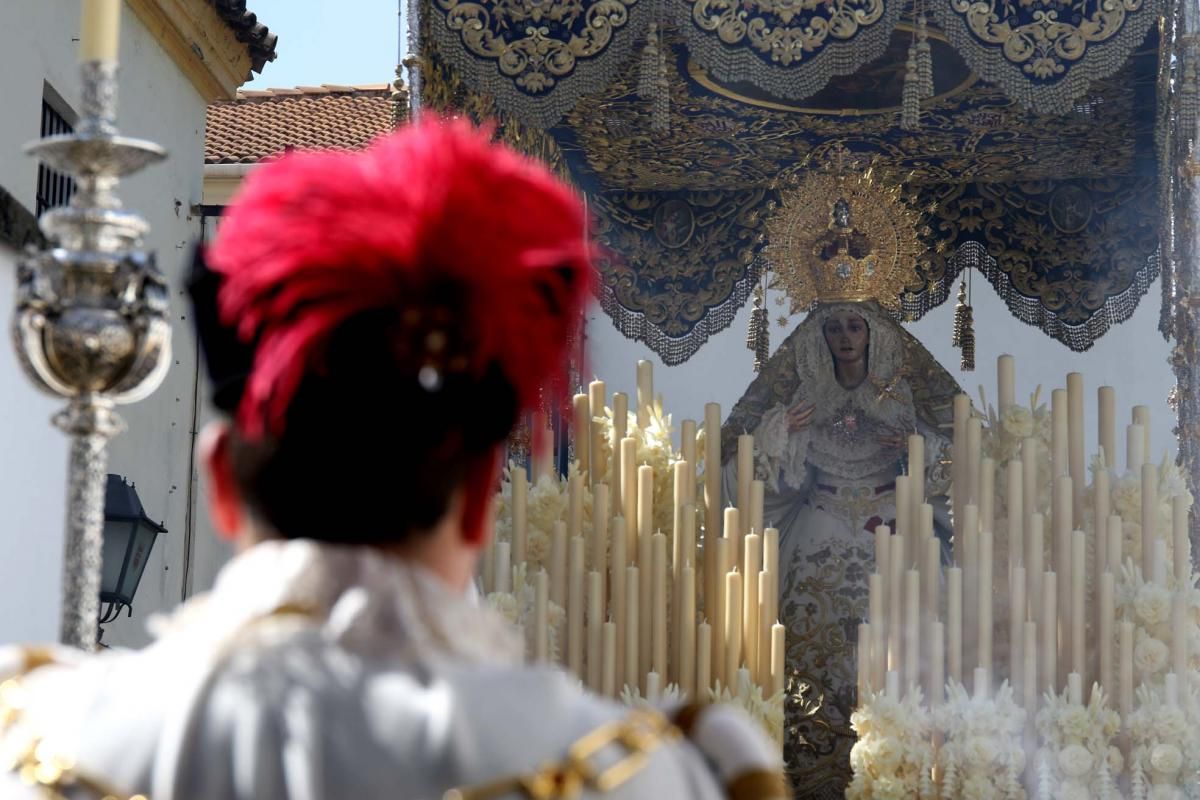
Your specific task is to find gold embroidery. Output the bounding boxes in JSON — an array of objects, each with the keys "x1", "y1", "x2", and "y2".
[
  {"x1": 727, "y1": 768, "x2": 793, "y2": 800},
  {"x1": 445, "y1": 708, "x2": 679, "y2": 799}
]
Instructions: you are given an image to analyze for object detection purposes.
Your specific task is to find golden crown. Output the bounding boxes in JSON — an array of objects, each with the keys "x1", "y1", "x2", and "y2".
[{"x1": 764, "y1": 167, "x2": 926, "y2": 311}]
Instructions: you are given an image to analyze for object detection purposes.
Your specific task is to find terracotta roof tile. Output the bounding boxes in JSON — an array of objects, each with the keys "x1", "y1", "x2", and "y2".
[
  {"x1": 205, "y1": 85, "x2": 396, "y2": 164},
  {"x1": 209, "y1": 0, "x2": 278, "y2": 73}
]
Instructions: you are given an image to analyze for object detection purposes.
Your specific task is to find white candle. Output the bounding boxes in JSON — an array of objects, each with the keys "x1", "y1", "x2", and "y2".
[
  {"x1": 1042, "y1": 571, "x2": 1058, "y2": 694},
  {"x1": 674, "y1": 461, "x2": 689, "y2": 563},
  {"x1": 953, "y1": 394, "x2": 971, "y2": 523},
  {"x1": 636, "y1": 360, "x2": 653, "y2": 429},
  {"x1": 713, "y1": 538, "x2": 731, "y2": 687},
  {"x1": 1173, "y1": 494, "x2": 1190, "y2": 586},
  {"x1": 680, "y1": 567, "x2": 696, "y2": 699},
  {"x1": 758, "y1": 577, "x2": 771, "y2": 690},
  {"x1": 725, "y1": 570, "x2": 744, "y2": 686},
  {"x1": 1022, "y1": 437, "x2": 1039, "y2": 534},
  {"x1": 886, "y1": 669, "x2": 900, "y2": 700},
  {"x1": 610, "y1": 516, "x2": 626, "y2": 690},
  {"x1": 535, "y1": 569, "x2": 549, "y2": 662},
  {"x1": 602, "y1": 621, "x2": 617, "y2": 697},
  {"x1": 967, "y1": 417, "x2": 982, "y2": 506},
  {"x1": 1052, "y1": 388, "x2": 1068, "y2": 476},
  {"x1": 1098, "y1": 385, "x2": 1116, "y2": 471},
  {"x1": 962, "y1": 505, "x2": 978, "y2": 671},
  {"x1": 1067, "y1": 373, "x2": 1085, "y2": 521},
  {"x1": 1119, "y1": 621, "x2": 1134, "y2": 720},
  {"x1": 1142, "y1": 463, "x2": 1158, "y2": 581},
  {"x1": 1108, "y1": 514, "x2": 1123, "y2": 575},
  {"x1": 997, "y1": 354, "x2": 1016, "y2": 412},
  {"x1": 905, "y1": 569, "x2": 920, "y2": 694},
  {"x1": 869, "y1": 573, "x2": 886, "y2": 690},
  {"x1": 573, "y1": 393, "x2": 590, "y2": 476},
  {"x1": 895, "y1": 474, "x2": 911, "y2": 542},
  {"x1": 1010, "y1": 566, "x2": 1026, "y2": 701},
  {"x1": 652, "y1": 533, "x2": 668, "y2": 681},
  {"x1": 625, "y1": 565, "x2": 639, "y2": 694},
  {"x1": 908, "y1": 434, "x2": 925, "y2": 531},
  {"x1": 948, "y1": 567, "x2": 963, "y2": 684},
  {"x1": 495, "y1": 541, "x2": 512, "y2": 594},
  {"x1": 1023, "y1": 621, "x2": 1037, "y2": 715},
  {"x1": 770, "y1": 622, "x2": 785, "y2": 697},
  {"x1": 587, "y1": 570, "x2": 603, "y2": 691},
  {"x1": 512, "y1": 467, "x2": 528, "y2": 567},
  {"x1": 550, "y1": 521, "x2": 567, "y2": 608},
  {"x1": 1127, "y1": 423, "x2": 1146, "y2": 472},
  {"x1": 1094, "y1": 466, "x2": 1109, "y2": 580},
  {"x1": 568, "y1": 537, "x2": 585, "y2": 675},
  {"x1": 703, "y1": 403, "x2": 722, "y2": 608},
  {"x1": 1027, "y1": 514, "x2": 1045, "y2": 636},
  {"x1": 1071, "y1": 530, "x2": 1086, "y2": 682},
  {"x1": 532, "y1": 410, "x2": 554, "y2": 482},
  {"x1": 568, "y1": 473, "x2": 583, "y2": 540},
  {"x1": 762, "y1": 527, "x2": 779, "y2": 638},
  {"x1": 888, "y1": 534, "x2": 906, "y2": 673},
  {"x1": 621, "y1": 438, "x2": 638, "y2": 557},
  {"x1": 923, "y1": 535, "x2": 939, "y2": 637},
  {"x1": 681, "y1": 419, "x2": 697, "y2": 477},
  {"x1": 1166, "y1": 671, "x2": 1180, "y2": 706},
  {"x1": 1054, "y1": 477, "x2": 1072, "y2": 660},
  {"x1": 980, "y1": 458, "x2": 995, "y2": 538},
  {"x1": 697, "y1": 622, "x2": 712, "y2": 699},
  {"x1": 80, "y1": 0, "x2": 121, "y2": 62},
  {"x1": 978, "y1": 530, "x2": 994, "y2": 674},
  {"x1": 646, "y1": 671, "x2": 661, "y2": 703},
  {"x1": 587, "y1": 383, "x2": 605, "y2": 485},
  {"x1": 1007, "y1": 459, "x2": 1024, "y2": 575},
  {"x1": 1133, "y1": 406, "x2": 1151, "y2": 459},
  {"x1": 737, "y1": 435, "x2": 754, "y2": 543},
  {"x1": 1068, "y1": 671, "x2": 1082, "y2": 705},
  {"x1": 611, "y1": 394, "x2": 628, "y2": 515},
  {"x1": 743, "y1": 533, "x2": 761, "y2": 677},
  {"x1": 974, "y1": 666, "x2": 990, "y2": 700},
  {"x1": 749, "y1": 479, "x2": 765, "y2": 539},
  {"x1": 1099, "y1": 572, "x2": 1114, "y2": 697},
  {"x1": 858, "y1": 623, "x2": 872, "y2": 703},
  {"x1": 930, "y1": 621, "x2": 945, "y2": 707}
]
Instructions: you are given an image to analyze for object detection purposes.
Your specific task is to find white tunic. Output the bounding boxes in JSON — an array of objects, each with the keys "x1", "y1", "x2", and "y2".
[{"x1": 0, "y1": 540, "x2": 786, "y2": 800}]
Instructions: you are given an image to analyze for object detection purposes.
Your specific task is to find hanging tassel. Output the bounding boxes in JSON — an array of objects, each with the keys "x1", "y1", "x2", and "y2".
[
  {"x1": 916, "y1": 13, "x2": 933, "y2": 100},
  {"x1": 747, "y1": 287, "x2": 769, "y2": 371},
  {"x1": 638, "y1": 23, "x2": 659, "y2": 100},
  {"x1": 900, "y1": 44, "x2": 921, "y2": 130},
  {"x1": 651, "y1": 28, "x2": 670, "y2": 133},
  {"x1": 959, "y1": 303, "x2": 975, "y2": 372},
  {"x1": 952, "y1": 278, "x2": 967, "y2": 348}
]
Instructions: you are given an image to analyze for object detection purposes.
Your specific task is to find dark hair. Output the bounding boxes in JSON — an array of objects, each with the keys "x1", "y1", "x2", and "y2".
[{"x1": 224, "y1": 308, "x2": 518, "y2": 544}]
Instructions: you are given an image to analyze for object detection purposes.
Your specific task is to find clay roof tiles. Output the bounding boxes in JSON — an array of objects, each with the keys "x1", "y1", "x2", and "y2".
[
  {"x1": 209, "y1": 0, "x2": 278, "y2": 74},
  {"x1": 205, "y1": 84, "x2": 396, "y2": 164}
]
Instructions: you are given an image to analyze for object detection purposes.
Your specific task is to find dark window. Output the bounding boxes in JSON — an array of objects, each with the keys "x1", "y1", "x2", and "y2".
[{"x1": 36, "y1": 100, "x2": 75, "y2": 215}]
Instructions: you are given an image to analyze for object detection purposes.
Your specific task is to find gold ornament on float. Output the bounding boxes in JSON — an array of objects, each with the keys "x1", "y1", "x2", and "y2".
[{"x1": 764, "y1": 166, "x2": 926, "y2": 312}]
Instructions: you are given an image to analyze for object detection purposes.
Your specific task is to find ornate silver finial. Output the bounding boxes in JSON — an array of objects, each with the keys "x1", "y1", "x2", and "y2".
[{"x1": 14, "y1": 59, "x2": 171, "y2": 650}]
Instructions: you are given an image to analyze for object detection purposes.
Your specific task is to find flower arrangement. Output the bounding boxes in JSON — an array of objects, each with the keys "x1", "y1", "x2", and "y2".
[
  {"x1": 1104, "y1": 456, "x2": 1192, "y2": 585},
  {"x1": 1126, "y1": 684, "x2": 1200, "y2": 800},
  {"x1": 484, "y1": 563, "x2": 566, "y2": 661},
  {"x1": 493, "y1": 461, "x2": 595, "y2": 573},
  {"x1": 709, "y1": 672, "x2": 785, "y2": 746},
  {"x1": 847, "y1": 689, "x2": 936, "y2": 800},
  {"x1": 1113, "y1": 558, "x2": 1200, "y2": 693},
  {"x1": 1033, "y1": 686, "x2": 1122, "y2": 800},
  {"x1": 935, "y1": 681, "x2": 1027, "y2": 800},
  {"x1": 978, "y1": 390, "x2": 1055, "y2": 524}
]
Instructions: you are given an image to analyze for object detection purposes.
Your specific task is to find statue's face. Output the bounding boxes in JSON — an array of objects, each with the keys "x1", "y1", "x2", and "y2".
[{"x1": 823, "y1": 311, "x2": 869, "y2": 365}]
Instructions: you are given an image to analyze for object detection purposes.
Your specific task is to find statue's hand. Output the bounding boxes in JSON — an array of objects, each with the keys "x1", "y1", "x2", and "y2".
[{"x1": 786, "y1": 401, "x2": 815, "y2": 433}]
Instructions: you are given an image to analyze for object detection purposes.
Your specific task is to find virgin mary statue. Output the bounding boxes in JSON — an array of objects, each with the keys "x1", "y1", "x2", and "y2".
[{"x1": 721, "y1": 172, "x2": 962, "y2": 798}]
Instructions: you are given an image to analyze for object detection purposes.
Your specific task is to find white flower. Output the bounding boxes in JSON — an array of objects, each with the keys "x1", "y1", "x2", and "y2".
[
  {"x1": 1113, "y1": 474, "x2": 1142, "y2": 520},
  {"x1": 1057, "y1": 744, "x2": 1093, "y2": 778},
  {"x1": 1059, "y1": 705, "x2": 1092, "y2": 740},
  {"x1": 1158, "y1": 707, "x2": 1188, "y2": 741},
  {"x1": 1135, "y1": 583, "x2": 1172, "y2": 626},
  {"x1": 1000, "y1": 406, "x2": 1035, "y2": 439},
  {"x1": 1059, "y1": 782, "x2": 1090, "y2": 800},
  {"x1": 870, "y1": 737, "x2": 903, "y2": 772},
  {"x1": 1134, "y1": 633, "x2": 1169, "y2": 675},
  {"x1": 485, "y1": 591, "x2": 520, "y2": 625},
  {"x1": 1149, "y1": 743, "x2": 1183, "y2": 775}
]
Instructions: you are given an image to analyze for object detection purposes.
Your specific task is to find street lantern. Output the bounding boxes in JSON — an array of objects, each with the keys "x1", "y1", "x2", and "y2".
[{"x1": 100, "y1": 475, "x2": 166, "y2": 623}]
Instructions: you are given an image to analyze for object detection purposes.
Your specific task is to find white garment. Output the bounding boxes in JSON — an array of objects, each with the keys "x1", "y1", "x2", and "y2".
[{"x1": 0, "y1": 540, "x2": 784, "y2": 799}]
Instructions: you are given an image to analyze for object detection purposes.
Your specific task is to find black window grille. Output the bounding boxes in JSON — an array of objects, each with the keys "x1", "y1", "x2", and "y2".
[{"x1": 36, "y1": 100, "x2": 75, "y2": 215}]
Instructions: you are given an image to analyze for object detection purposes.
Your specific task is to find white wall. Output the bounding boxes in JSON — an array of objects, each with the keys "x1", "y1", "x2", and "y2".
[
  {"x1": 587, "y1": 275, "x2": 1177, "y2": 466},
  {"x1": 0, "y1": 1, "x2": 213, "y2": 647}
]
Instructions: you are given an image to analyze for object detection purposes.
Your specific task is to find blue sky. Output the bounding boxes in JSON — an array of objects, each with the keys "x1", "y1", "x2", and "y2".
[{"x1": 245, "y1": 0, "x2": 405, "y2": 90}]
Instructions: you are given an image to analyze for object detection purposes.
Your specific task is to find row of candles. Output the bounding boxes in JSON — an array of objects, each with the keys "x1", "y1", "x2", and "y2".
[
  {"x1": 859, "y1": 355, "x2": 1193, "y2": 725},
  {"x1": 481, "y1": 362, "x2": 787, "y2": 703}
]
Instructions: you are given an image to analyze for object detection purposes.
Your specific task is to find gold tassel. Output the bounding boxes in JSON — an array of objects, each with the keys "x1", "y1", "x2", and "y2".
[
  {"x1": 638, "y1": 23, "x2": 659, "y2": 100},
  {"x1": 916, "y1": 13, "x2": 933, "y2": 99},
  {"x1": 959, "y1": 304, "x2": 975, "y2": 372},
  {"x1": 952, "y1": 278, "x2": 967, "y2": 348},
  {"x1": 900, "y1": 44, "x2": 920, "y2": 130},
  {"x1": 747, "y1": 287, "x2": 769, "y2": 371}
]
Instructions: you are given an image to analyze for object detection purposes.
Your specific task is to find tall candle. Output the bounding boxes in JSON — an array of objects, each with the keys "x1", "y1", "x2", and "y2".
[
  {"x1": 758, "y1": 577, "x2": 771, "y2": 689},
  {"x1": 908, "y1": 434, "x2": 925, "y2": 531},
  {"x1": 1071, "y1": 530, "x2": 1086, "y2": 681},
  {"x1": 681, "y1": 419, "x2": 697, "y2": 476},
  {"x1": 1119, "y1": 621, "x2": 1133, "y2": 721},
  {"x1": 930, "y1": 621, "x2": 945, "y2": 707},
  {"x1": 1067, "y1": 373, "x2": 1085, "y2": 521},
  {"x1": 978, "y1": 530, "x2": 994, "y2": 673},
  {"x1": 980, "y1": 457, "x2": 996, "y2": 539},
  {"x1": 998, "y1": 354, "x2": 1016, "y2": 412},
  {"x1": 637, "y1": 465, "x2": 654, "y2": 549},
  {"x1": 1141, "y1": 463, "x2": 1158, "y2": 580},
  {"x1": 888, "y1": 534, "x2": 906, "y2": 673},
  {"x1": 737, "y1": 435, "x2": 754, "y2": 541},
  {"x1": 638, "y1": 528, "x2": 653, "y2": 685},
  {"x1": 869, "y1": 573, "x2": 886, "y2": 690},
  {"x1": 1133, "y1": 406, "x2": 1151, "y2": 459},
  {"x1": 1052, "y1": 388, "x2": 1068, "y2": 476},
  {"x1": 743, "y1": 532, "x2": 762, "y2": 677},
  {"x1": 587, "y1": 570, "x2": 603, "y2": 691},
  {"x1": 610, "y1": 516, "x2": 626, "y2": 689},
  {"x1": 672, "y1": 461, "x2": 690, "y2": 632},
  {"x1": 905, "y1": 569, "x2": 920, "y2": 693},
  {"x1": 568, "y1": 536, "x2": 585, "y2": 675},
  {"x1": 566, "y1": 475, "x2": 582, "y2": 542},
  {"x1": 697, "y1": 622, "x2": 712, "y2": 698},
  {"x1": 535, "y1": 569, "x2": 549, "y2": 662},
  {"x1": 875, "y1": 526, "x2": 890, "y2": 601},
  {"x1": 725, "y1": 570, "x2": 744, "y2": 686},
  {"x1": 962, "y1": 505, "x2": 979, "y2": 671},
  {"x1": 966, "y1": 417, "x2": 982, "y2": 506},
  {"x1": 550, "y1": 522, "x2": 567, "y2": 608},
  {"x1": 1023, "y1": 621, "x2": 1037, "y2": 715},
  {"x1": 1099, "y1": 572, "x2": 1114, "y2": 697},
  {"x1": 704, "y1": 403, "x2": 722, "y2": 609},
  {"x1": 1173, "y1": 495, "x2": 1190, "y2": 586},
  {"x1": 713, "y1": 538, "x2": 731, "y2": 687},
  {"x1": 1108, "y1": 514, "x2": 1123, "y2": 575},
  {"x1": 1007, "y1": 459, "x2": 1024, "y2": 575},
  {"x1": 763, "y1": 527, "x2": 779, "y2": 619},
  {"x1": 1127, "y1": 423, "x2": 1145, "y2": 472},
  {"x1": 1094, "y1": 466, "x2": 1109, "y2": 578},
  {"x1": 1022, "y1": 437, "x2": 1039, "y2": 534},
  {"x1": 590, "y1": 420, "x2": 606, "y2": 490},
  {"x1": 953, "y1": 394, "x2": 971, "y2": 523},
  {"x1": 612, "y1": 393, "x2": 628, "y2": 514},
  {"x1": 625, "y1": 565, "x2": 639, "y2": 694},
  {"x1": 592, "y1": 484, "x2": 609, "y2": 588},
  {"x1": 621, "y1": 438, "x2": 638, "y2": 557},
  {"x1": 1027, "y1": 513, "x2": 1045, "y2": 631},
  {"x1": 1054, "y1": 477, "x2": 1072, "y2": 650},
  {"x1": 652, "y1": 533, "x2": 668, "y2": 681},
  {"x1": 947, "y1": 567, "x2": 963, "y2": 683},
  {"x1": 858, "y1": 623, "x2": 871, "y2": 702},
  {"x1": 924, "y1": 536, "x2": 939, "y2": 637},
  {"x1": 1010, "y1": 566, "x2": 1026, "y2": 701},
  {"x1": 749, "y1": 480, "x2": 765, "y2": 538},
  {"x1": 1042, "y1": 571, "x2": 1058, "y2": 694},
  {"x1": 636, "y1": 360, "x2": 653, "y2": 428},
  {"x1": 1098, "y1": 385, "x2": 1116, "y2": 470},
  {"x1": 532, "y1": 410, "x2": 554, "y2": 481},
  {"x1": 602, "y1": 621, "x2": 617, "y2": 698},
  {"x1": 573, "y1": 393, "x2": 590, "y2": 476},
  {"x1": 680, "y1": 567, "x2": 696, "y2": 699},
  {"x1": 646, "y1": 671, "x2": 660, "y2": 703},
  {"x1": 512, "y1": 468, "x2": 528, "y2": 567},
  {"x1": 1068, "y1": 671, "x2": 1082, "y2": 705},
  {"x1": 770, "y1": 622, "x2": 785, "y2": 697},
  {"x1": 80, "y1": 0, "x2": 121, "y2": 62},
  {"x1": 886, "y1": 670, "x2": 900, "y2": 700},
  {"x1": 895, "y1": 475, "x2": 911, "y2": 542},
  {"x1": 1165, "y1": 672, "x2": 1180, "y2": 706},
  {"x1": 975, "y1": 666, "x2": 989, "y2": 700},
  {"x1": 495, "y1": 541, "x2": 512, "y2": 594}
]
